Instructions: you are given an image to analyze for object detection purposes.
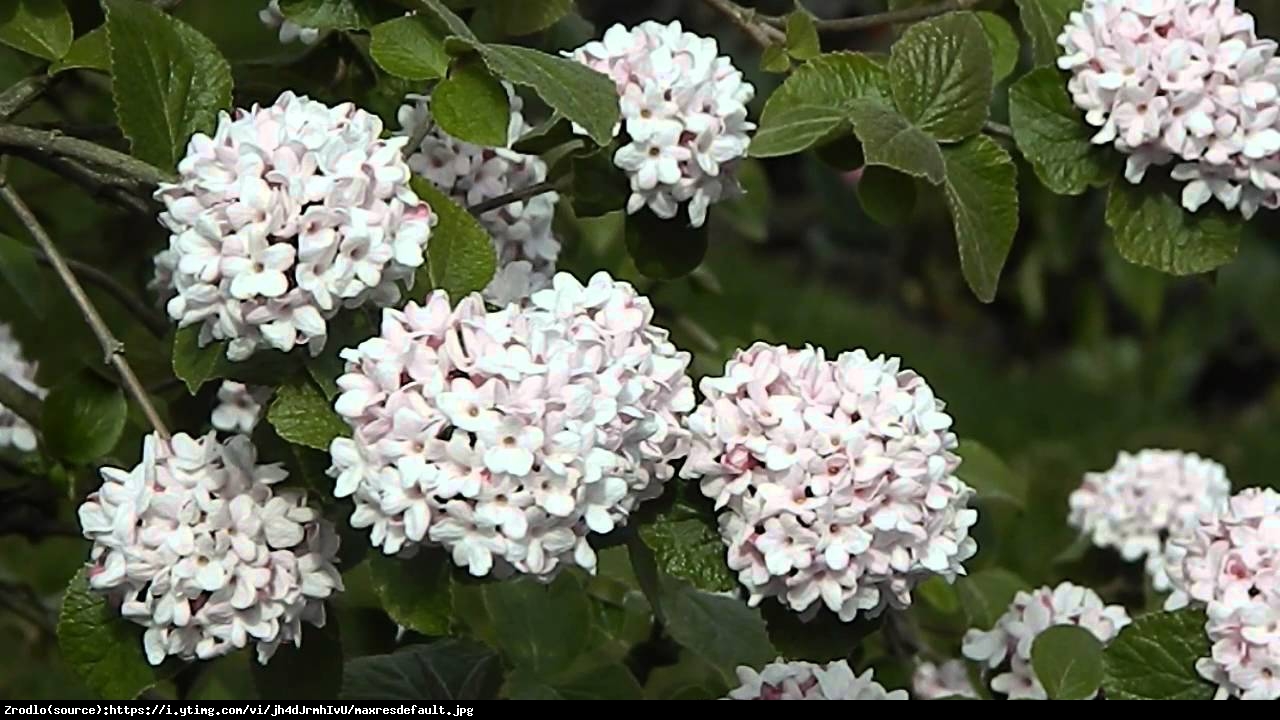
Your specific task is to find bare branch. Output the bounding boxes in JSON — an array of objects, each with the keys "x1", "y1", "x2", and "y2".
[
  {"x1": 701, "y1": 0, "x2": 785, "y2": 49},
  {"x1": 0, "y1": 125, "x2": 173, "y2": 187},
  {"x1": 761, "y1": 0, "x2": 983, "y2": 32},
  {"x1": 31, "y1": 252, "x2": 169, "y2": 338},
  {"x1": 467, "y1": 179, "x2": 561, "y2": 217},
  {"x1": 0, "y1": 76, "x2": 54, "y2": 122},
  {"x1": 0, "y1": 374, "x2": 41, "y2": 429}
]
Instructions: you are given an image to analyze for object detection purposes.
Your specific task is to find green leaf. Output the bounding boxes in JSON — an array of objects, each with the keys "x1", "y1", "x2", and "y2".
[
  {"x1": 50, "y1": 25, "x2": 108, "y2": 74},
  {"x1": 1009, "y1": 67, "x2": 1114, "y2": 195},
  {"x1": 762, "y1": 602, "x2": 876, "y2": 663},
  {"x1": 58, "y1": 568, "x2": 169, "y2": 699},
  {"x1": 368, "y1": 552, "x2": 452, "y2": 637},
  {"x1": 659, "y1": 577, "x2": 776, "y2": 684},
  {"x1": 411, "y1": 177, "x2": 497, "y2": 299},
  {"x1": 456, "y1": 41, "x2": 620, "y2": 146},
  {"x1": 104, "y1": 0, "x2": 233, "y2": 169},
  {"x1": 1102, "y1": 608, "x2": 1215, "y2": 700},
  {"x1": 1105, "y1": 180, "x2": 1241, "y2": 276},
  {"x1": 644, "y1": 653, "x2": 727, "y2": 700},
  {"x1": 847, "y1": 100, "x2": 945, "y2": 184},
  {"x1": 956, "y1": 439, "x2": 1026, "y2": 508},
  {"x1": 956, "y1": 568, "x2": 1029, "y2": 630},
  {"x1": 638, "y1": 512, "x2": 735, "y2": 593},
  {"x1": 504, "y1": 663, "x2": 642, "y2": 700},
  {"x1": 369, "y1": 15, "x2": 449, "y2": 81},
  {"x1": 478, "y1": 0, "x2": 573, "y2": 37},
  {"x1": 341, "y1": 639, "x2": 503, "y2": 700},
  {"x1": 1015, "y1": 0, "x2": 1079, "y2": 67},
  {"x1": 889, "y1": 12, "x2": 992, "y2": 143},
  {"x1": 171, "y1": 325, "x2": 228, "y2": 394},
  {"x1": 785, "y1": 10, "x2": 820, "y2": 61},
  {"x1": 279, "y1": 0, "x2": 376, "y2": 30},
  {"x1": 856, "y1": 165, "x2": 917, "y2": 226},
  {"x1": 0, "y1": 0, "x2": 72, "y2": 61},
  {"x1": 267, "y1": 376, "x2": 350, "y2": 451},
  {"x1": 570, "y1": 144, "x2": 629, "y2": 217},
  {"x1": 453, "y1": 574, "x2": 592, "y2": 677},
  {"x1": 0, "y1": 233, "x2": 43, "y2": 316},
  {"x1": 977, "y1": 11, "x2": 1019, "y2": 83},
  {"x1": 941, "y1": 134, "x2": 1019, "y2": 303},
  {"x1": 406, "y1": 0, "x2": 476, "y2": 41},
  {"x1": 749, "y1": 104, "x2": 846, "y2": 158},
  {"x1": 251, "y1": 619, "x2": 342, "y2": 701},
  {"x1": 624, "y1": 210, "x2": 709, "y2": 280},
  {"x1": 42, "y1": 371, "x2": 127, "y2": 465},
  {"x1": 432, "y1": 57, "x2": 511, "y2": 146},
  {"x1": 1031, "y1": 625, "x2": 1104, "y2": 700},
  {"x1": 760, "y1": 44, "x2": 790, "y2": 74}
]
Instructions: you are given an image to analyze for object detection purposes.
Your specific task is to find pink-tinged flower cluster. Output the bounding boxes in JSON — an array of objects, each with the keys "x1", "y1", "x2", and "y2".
[
  {"x1": 0, "y1": 324, "x2": 44, "y2": 452},
  {"x1": 681, "y1": 344, "x2": 978, "y2": 622},
  {"x1": 396, "y1": 88, "x2": 560, "y2": 306},
  {"x1": 77, "y1": 432, "x2": 343, "y2": 666},
  {"x1": 258, "y1": 1, "x2": 320, "y2": 45},
  {"x1": 153, "y1": 91, "x2": 434, "y2": 362},
  {"x1": 1163, "y1": 488, "x2": 1280, "y2": 699},
  {"x1": 567, "y1": 20, "x2": 755, "y2": 227},
  {"x1": 726, "y1": 659, "x2": 907, "y2": 700},
  {"x1": 1058, "y1": 0, "x2": 1280, "y2": 218},
  {"x1": 327, "y1": 271, "x2": 694, "y2": 579},
  {"x1": 211, "y1": 381, "x2": 270, "y2": 435},
  {"x1": 962, "y1": 582, "x2": 1131, "y2": 700},
  {"x1": 912, "y1": 660, "x2": 979, "y2": 700},
  {"x1": 1069, "y1": 448, "x2": 1231, "y2": 591}
]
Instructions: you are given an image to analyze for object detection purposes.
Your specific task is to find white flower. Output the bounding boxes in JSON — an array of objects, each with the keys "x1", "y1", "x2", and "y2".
[
  {"x1": 1069, "y1": 449, "x2": 1231, "y2": 591},
  {"x1": 1163, "y1": 488, "x2": 1280, "y2": 699},
  {"x1": 153, "y1": 91, "x2": 435, "y2": 361},
  {"x1": 726, "y1": 659, "x2": 907, "y2": 700},
  {"x1": 912, "y1": 660, "x2": 978, "y2": 700},
  {"x1": 0, "y1": 324, "x2": 45, "y2": 452},
  {"x1": 78, "y1": 432, "x2": 343, "y2": 666},
  {"x1": 567, "y1": 20, "x2": 755, "y2": 227},
  {"x1": 682, "y1": 344, "x2": 978, "y2": 622},
  {"x1": 1059, "y1": 0, "x2": 1280, "y2": 218},
  {"x1": 211, "y1": 381, "x2": 269, "y2": 435},
  {"x1": 327, "y1": 271, "x2": 694, "y2": 580},
  {"x1": 259, "y1": 1, "x2": 321, "y2": 45},
  {"x1": 396, "y1": 87, "x2": 561, "y2": 304},
  {"x1": 961, "y1": 582, "x2": 1131, "y2": 699}
]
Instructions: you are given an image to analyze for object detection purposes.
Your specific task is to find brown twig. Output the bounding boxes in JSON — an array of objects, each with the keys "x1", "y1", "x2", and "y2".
[
  {"x1": 467, "y1": 179, "x2": 561, "y2": 217},
  {"x1": 14, "y1": 152, "x2": 154, "y2": 215},
  {"x1": 0, "y1": 374, "x2": 41, "y2": 429},
  {"x1": 0, "y1": 180, "x2": 171, "y2": 440},
  {"x1": 701, "y1": 0, "x2": 786, "y2": 49},
  {"x1": 761, "y1": 0, "x2": 983, "y2": 32},
  {"x1": 0, "y1": 76, "x2": 54, "y2": 122},
  {"x1": 0, "y1": 125, "x2": 172, "y2": 188},
  {"x1": 31, "y1": 253, "x2": 168, "y2": 338}
]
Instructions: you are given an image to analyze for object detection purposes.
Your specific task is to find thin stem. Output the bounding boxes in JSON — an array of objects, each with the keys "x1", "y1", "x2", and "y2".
[
  {"x1": 403, "y1": 116, "x2": 432, "y2": 161},
  {"x1": 701, "y1": 0, "x2": 785, "y2": 49},
  {"x1": 762, "y1": 0, "x2": 983, "y2": 32},
  {"x1": 16, "y1": 153, "x2": 154, "y2": 215},
  {"x1": 983, "y1": 120, "x2": 1014, "y2": 139},
  {"x1": 32, "y1": 253, "x2": 168, "y2": 338},
  {"x1": 0, "y1": 181, "x2": 171, "y2": 440},
  {"x1": 0, "y1": 76, "x2": 53, "y2": 122},
  {"x1": 467, "y1": 179, "x2": 560, "y2": 216},
  {"x1": 0, "y1": 374, "x2": 41, "y2": 429},
  {"x1": 0, "y1": 125, "x2": 173, "y2": 187}
]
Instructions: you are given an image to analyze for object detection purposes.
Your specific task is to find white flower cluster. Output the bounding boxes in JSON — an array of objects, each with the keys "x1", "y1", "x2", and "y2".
[
  {"x1": 153, "y1": 91, "x2": 434, "y2": 361},
  {"x1": 396, "y1": 89, "x2": 560, "y2": 306},
  {"x1": 962, "y1": 582, "x2": 1131, "y2": 700},
  {"x1": 1059, "y1": 0, "x2": 1280, "y2": 218},
  {"x1": 681, "y1": 343, "x2": 978, "y2": 622},
  {"x1": 211, "y1": 381, "x2": 270, "y2": 435},
  {"x1": 567, "y1": 21, "x2": 755, "y2": 227},
  {"x1": 1069, "y1": 448, "x2": 1231, "y2": 591},
  {"x1": 0, "y1": 324, "x2": 44, "y2": 452},
  {"x1": 912, "y1": 660, "x2": 978, "y2": 700},
  {"x1": 726, "y1": 659, "x2": 907, "y2": 700},
  {"x1": 259, "y1": 1, "x2": 320, "y2": 45},
  {"x1": 77, "y1": 432, "x2": 343, "y2": 665},
  {"x1": 1164, "y1": 488, "x2": 1280, "y2": 700},
  {"x1": 328, "y1": 271, "x2": 694, "y2": 579}
]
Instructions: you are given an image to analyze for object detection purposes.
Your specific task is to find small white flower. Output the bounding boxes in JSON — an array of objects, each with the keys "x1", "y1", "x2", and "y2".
[
  {"x1": 211, "y1": 381, "x2": 269, "y2": 435},
  {"x1": 912, "y1": 660, "x2": 978, "y2": 700},
  {"x1": 0, "y1": 324, "x2": 45, "y2": 452},
  {"x1": 259, "y1": 1, "x2": 321, "y2": 46},
  {"x1": 726, "y1": 658, "x2": 907, "y2": 700}
]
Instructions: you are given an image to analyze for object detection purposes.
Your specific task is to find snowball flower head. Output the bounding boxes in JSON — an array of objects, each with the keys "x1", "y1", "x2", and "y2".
[
  {"x1": 211, "y1": 381, "x2": 269, "y2": 435},
  {"x1": 1069, "y1": 448, "x2": 1231, "y2": 591},
  {"x1": 396, "y1": 87, "x2": 560, "y2": 305},
  {"x1": 328, "y1": 271, "x2": 694, "y2": 579},
  {"x1": 567, "y1": 20, "x2": 755, "y2": 227},
  {"x1": 912, "y1": 660, "x2": 978, "y2": 699},
  {"x1": 1163, "y1": 487, "x2": 1280, "y2": 699},
  {"x1": 153, "y1": 91, "x2": 434, "y2": 361},
  {"x1": 962, "y1": 582, "x2": 1131, "y2": 700},
  {"x1": 726, "y1": 659, "x2": 907, "y2": 700},
  {"x1": 1058, "y1": 0, "x2": 1280, "y2": 218},
  {"x1": 681, "y1": 343, "x2": 978, "y2": 622},
  {"x1": 259, "y1": 1, "x2": 320, "y2": 45},
  {"x1": 77, "y1": 432, "x2": 343, "y2": 665},
  {"x1": 0, "y1": 324, "x2": 45, "y2": 452}
]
